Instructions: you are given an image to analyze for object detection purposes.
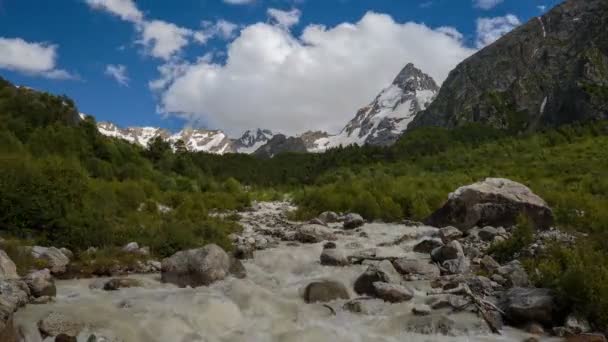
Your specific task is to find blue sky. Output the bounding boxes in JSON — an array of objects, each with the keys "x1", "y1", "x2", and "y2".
[{"x1": 0, "y1": 0, "x2": 561, "y2": 135}]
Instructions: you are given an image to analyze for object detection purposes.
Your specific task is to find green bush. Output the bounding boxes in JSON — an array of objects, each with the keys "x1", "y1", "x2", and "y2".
[{"x1": 488, "y1": 215, "x2": 534, "y2": 263}]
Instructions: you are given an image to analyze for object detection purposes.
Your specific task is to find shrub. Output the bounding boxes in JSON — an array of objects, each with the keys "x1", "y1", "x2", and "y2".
[{"x1": 487, "y1": 215, "x2": 534, "y2": 263}]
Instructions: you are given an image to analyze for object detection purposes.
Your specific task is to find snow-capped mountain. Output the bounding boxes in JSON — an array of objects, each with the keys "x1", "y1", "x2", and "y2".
[
  {"x1": 309, "y1": 63, "x2": 439, "y2": 152},
  {"x1": 96, "y1": 122, "x2": 274, "y2": 155}
]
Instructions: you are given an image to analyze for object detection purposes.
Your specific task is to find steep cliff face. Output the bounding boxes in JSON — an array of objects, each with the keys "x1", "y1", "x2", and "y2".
[{"x1": 410, "y1": 0, "x2": 608, "y2": 132}]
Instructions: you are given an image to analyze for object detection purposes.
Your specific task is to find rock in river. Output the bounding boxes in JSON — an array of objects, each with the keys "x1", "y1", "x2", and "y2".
[
  {"x1": 303, "y1": 280, "x2": 350, "y2": 303},
  {"x1": 161, "y1": 244, "x2": 231, "y2": 288}
]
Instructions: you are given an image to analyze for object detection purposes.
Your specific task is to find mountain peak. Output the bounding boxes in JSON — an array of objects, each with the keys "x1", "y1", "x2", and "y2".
[{"x1": 392, "y1": 63, "x2": 439, "y2": 93}]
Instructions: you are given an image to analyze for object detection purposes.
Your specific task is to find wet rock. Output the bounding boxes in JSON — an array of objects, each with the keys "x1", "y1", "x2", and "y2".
[
  {"x1": 439, "y1": 226, "x2": 463, "y2": 243},
  {"x1": 404, "y1": 315, "x2": 456, "y2": 336},
  {"x1": 31, "y1": 295, "x2": 54, "y2": 304},
  {"x1": 323, "y1": 242, "x2": 337, "y2": 249},
  {"x1": 303, "y1": 280, "x2": 350, "y2": 303},
  {"x1": 522, "y1": 338, "x2": 540, "y2": 342},
  {"x1": 24, "y1": 269, "x2": 56, "y2": 297},
  {"x1": 565, "y1": 314, "x2": 592, "y2": 335},
  {"x1": 234, "y1": 245, "x2": 254, "y2": 260},
  {"x1": 308, "y1": 218, "x2": 326, "y2": 226},
  {"x1": 448, "y1": 295, "x2": 470, "y2": 309},
  {"x1": 343, "y1": 213, "x2": 364, "y2": 230},
  {"x1": 466, "y1": 275, "x2": 494, "y2": 294},
  {"x1": 229, "y1": 256, "x2": 247, "y2": 279},
  {"x1": 565, "y1": 334, "x2": 608, "y2": 342},
  {"x1": 0, "y1": 279, "x2": 29, "y2": 339},
  {"x1": 427, "y1": 296, "x2": 450, "y2": 310},
  {"x1": 525, "y1": 322, "x2": 545, "y2": 335},
  {"x1": 497, "y1": 260, "x2": 530, "y2": 287},
  {"x1": 318, "y1": 211, "x2": 339, "y2": 224},
  {"x1": 122, "y1": 242, "x2": 139, "y2": 253},
  {"x1": 479, "y1": 227, "x2": 499, "y2": 241},
  {"x1": 342, "y1": 298, "x2": 382, "y2": 314},
  {"x1": 372, "y1": 282, "x2": 413, "y2": 303},
  {"x1": 442, "y1": 257, "x2": 470, "y2": 275},
  {"x1": 161, "y1": 244, "x2": 231, "y2": 288},
  {"x1": 38, "y1": 312, "x2": 83, "y2": 337},
  {"x1": 481, "y1": 255, "x2": 501, "y2": 273},
  {"x1": 425, "y1": 178, "x2": 554, "y2": 230},
  {"x1": 431, "y1": 241, "x2": 464, "y2": 263},
  {"x1": 353, "y1": 261, "x2": 402, "y2": 296},
  {"x1": 320, "y1": 248, "x2": 349, "y2": 267},
  {"x1": 412, "y1": 304, "x2": 432, "y2": 316},
  {"x1": 392, "y1": 258, "x2": 440, "y2": 279},
  {"x1": 103, "y1": 278, "x2": 143, "y2": 291},
  {"x1": 30, "y1": 246, "x2": 70, "y2": 275},
  {"x1": 0, "y1": 249, "x2": 19, "y2": 279},
  {"x1": 55, "y1": 333, "x2": 78, "y2": 342},
  {"x1": 499, "y1": 287, "x2": 556, "y2": 326},
  {"x1": 413, "y1": 238, "x2": 443, "y2": 254},
  {"x1": 295, "y1": 224, "x2": 336, "y2": 243}
]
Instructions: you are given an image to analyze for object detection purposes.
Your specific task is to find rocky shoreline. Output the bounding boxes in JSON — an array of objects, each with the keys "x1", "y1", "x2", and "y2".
[{"x1": 1, "y1": 178, "x2": 605, "y2": 341}]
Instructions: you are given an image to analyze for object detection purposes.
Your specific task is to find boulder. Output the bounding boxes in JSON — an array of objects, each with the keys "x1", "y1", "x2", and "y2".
[
  {"x1": 0, "y1": 250, "x2": 18, "y2": 280},
  {"x1": 392, "y1": 258, "x2": 440, "y2": 279},
  {"x1": 59, "y1": 248, "x2": 74, "y2": 260},
  {"x1": 413, "y1": 238, "x2": 444, "y2": 254},
  {"x1": 343, "y1": 213, "x2": 364, "y2": 230},
  {"x1": 103, "y1": 278, "x2": 143, "y2": 291},
  {"x1": 372, "y1": 282, "x2": 413, "y2": 303},
  {"x1": 122, "y1": 242, "x2": 139, "y2": 253},
  {"x1": 161, "y1": 244, "x2": 231, "y2": 288},
  {"x1": 480, "y1": 255, "x2": 501, "y2": 273},
  {"x1": 234, "y1": 245, "x2": 254, "y2": 260},
  {"x1": 30, "y1": 246, "x2": 70, "y2": 275},
  {"x1": 565, "y1": 314, "x2": 591, "y2": 335},
  {"x1": 499, "y1": 287, "x2": 556, "y2": 326},
  {"x1": 320, "y1": 248, "x2": 349, "y2": 267},
  {"x1": 479, "y1": 226, "x2": 499, "y2": 241},
  {"x1": 353, "y1": 260, "x2": 401, "y2": 296},
  {"x1": 412, "y1": 304, "x2": 432, "y2": 316},
  {"x1": 0, "y1": 279, "x2": 29, "y2": 340},
  {"x1": 431, "y1": 241, "x2": 464, "y2": 263},
  {"x1": 37, "y1": 311, "x2": 83, "y2": 337},
  {"x1": 425, "y1": 178, "x2": 554, "y2": 230},
  {"x1": 404, "y1": 315, "x2": 456, "y2": 335},
  {"x1": 295, "y1": 224, "x2": 336, "y2": 243},
  {"x1": 229, "y1": 256, "x2": 247, "y2": 279},
  {"x1": 303, "y1": 280, "x2": 350, "y2": 303},
  {"x1": 566, "y1": 334, "x2": 608, "y2": 342},
  {"x1": 55, "y1": 334, "x2": 78, "y2": 342},
  {"x1": 439, "y1": 226, "x2": 463, "y2": 243},
  {"x1": 318, "y1": 211, "x2": 339, "y2": 224},
  {"x1": 24, "y1": 269, "x2": 56, "y2": 297},
  {"x1": 308, "y1": 218, "x2": 326, "y2": 226},
  {"x1": 497, "y1": 260, "x2": 529, "y2": 287}
]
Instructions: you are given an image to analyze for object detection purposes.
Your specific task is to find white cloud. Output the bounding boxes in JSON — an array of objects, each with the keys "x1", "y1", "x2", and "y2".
[
  {"x1": 538, "y1": 5, "x2": 547, "y2": 12},
  {"x1": 105, "y1": 64, "x2": 129, "y2": 86},
  {"x1": 153, "y1": 12, "x2": 475, "y2": 136},
  {"x1": 0, "y1": 37, "x2": 76, "y2": 79},
  {"x1": 473, "y1": 0, "x2": 504, "y2": 10},
  {"x1": 437, "y1": 26, "x2": 464, "y2": 41},
  {"x1": 267, "y1": 8, "x2": 301, "y2": 28},
  {"x1": 195, "y1": 20, "x2": 239, "y2": 44},
  {"x1": 476, "y1": 14, "x2": 521, "y2": 48},
  {"x1": 85, "y1": 0, "x2": 143, "y2": 23},
  {"x1": 223, "y1": 0, "x2": 255, "y2": 4},
  {"x1": 137, "y1": 20, "x2": 192, "y2": 60}
]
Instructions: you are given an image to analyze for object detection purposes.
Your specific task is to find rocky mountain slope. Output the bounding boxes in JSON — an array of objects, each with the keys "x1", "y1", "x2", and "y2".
[
  {"x1": 410, "y1": 0, "x2": 608, "y2": 131},
  {"x1": 97, "y1": 122, "x2": 273, "y2": 155},
  {"x1": 310, "y1": 63, "x2": 439, "y2": 152}
]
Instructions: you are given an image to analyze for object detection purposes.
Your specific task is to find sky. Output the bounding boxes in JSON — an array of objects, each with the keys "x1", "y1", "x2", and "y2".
[{"x1": 0, "y1": 0, "x2": 561, "y2": 136}]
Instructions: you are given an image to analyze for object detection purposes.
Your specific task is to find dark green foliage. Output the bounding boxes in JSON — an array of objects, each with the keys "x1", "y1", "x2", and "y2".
[{"x1": 488, "y1": 215, "x2": 535, "y2": 263}]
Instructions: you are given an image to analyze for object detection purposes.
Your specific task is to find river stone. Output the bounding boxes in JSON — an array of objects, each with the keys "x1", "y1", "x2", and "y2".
[
  {"x1": 343, "y1": 298, "x2": 382, "y2": 314},
  {"x1": 229, "y1": 256, "x2": 247, "y2": 279},
  {"x1": 431, "y1": 240, "x2": 464, "y2": 263},
  {"x1": 38, "y1": 311, "x2": 84, "y2": 337},
  {"x1": 439, "y1": 226, "x2": 463, "y2": 243},
  {"x1": 413, "y1": 238, "x2": 444, "y2": 254},
  {"x1": 404, "y1": 315, "x2": 456, "y2": 335},
  {"x1": 372, "y1": 282, "x2": 413, "y2": 303},
  {"x1": 234, "y1": 245, "x2": 254, "y2": 260},
  {"x1": 412, "y1": 304, "x2": 432, "y2": 316},
  {"x1": 0, "y1": 250, "x2": 18, "y2": 280},
  {"x1": 122, "y1": 242, "x2": 139, "y2": 253},
  {"x1": 425, "y1": 178, "x2": 554, "y2": 231},
  {"x1": 497, "y1": 260, "x2": 530, "y2": 287},
  {"x1": 318, "y1": 211, "x2": 339, "y2": 224},
  {"x1": 30, "y1": 246, "x2": 70, "y2": 275},
  {"x1": 295, "y1": 224, "x2": 337, "y2": 243},
  {"x1": 480, "y1": 255, "x2": 501, "y2": 273},
  {"x1": 103, "y1": 278, "x2": 143, "y2": 291},
  {"x1": 161, "y1": 244, "x2": 231, "y2": 288},
  {"x1": 343, "y1": 213, "x2": 364, "y2": 229},
  {"x1": 479, "y1": 227, "x2": 498, "y2": 241},
  {"x1": 392, "y1": 258, "x2": 440, "y2": 279},
  {"x1": 565, "y1": 334, "x2": 608, "y2": 342},
  {"x1": 499, "y1": 287, "x2": 556, "y2": 326},
  {"x1": 0, "y1": 279, "x2": 29, "y2": 340},
  {"x1": 303, "y1": 280, "x2": 349, "y2": 303},
  {"x1": 55, "y1": 334, "x2": 78, "y2": 342},
  {"x1": 354, "y1": 261, "x2": 402, "y2": 296},
  {"x1": 565, "y1": 314, "x2": 592, "y2": 334},
  {"x1": 24, "y1": 269, "x2": 56, "y2": 297},
  {"x1": 320, "y1": 248, "x2": 349, "y2": 266}
]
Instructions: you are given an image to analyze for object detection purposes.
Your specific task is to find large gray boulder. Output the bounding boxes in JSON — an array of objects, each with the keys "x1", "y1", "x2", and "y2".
[
  {"x1": 30, "y1": 246, "x2": 70, "y2": 275},
  {"x1": 295, "y1": 224, "x2": 337, "y2": 243},
  {"x1": 303, "y1": 280, "x2": 350, "y2": 303},
  {"x1": 354, "y1": 260, "x2": 402, "y2": 296},
  {"x1": 161, "y1": 244, "x2": 231, "y2": 288},
  {"x1": 320, "y1": 248, "x2": 349, "y2": 267},
  {"x1": 499, "y1": 287, "x2": 556, "y2": 326},
  {"x1": 0, "y1": 250, "x2": 18, "y2": 280},
  {"x1": 431, "y1": 241, "x2": 469, "y2": 275},
  {"x1": 372, "y1": 282, "x2": 413, "y2": 303},
  {"x1": 343, "y1": 213, "x2": 364, "y2": 230},
  {"x1": 318, "y1": 211, "x2": 339, "y2": 224},
  {"x1": 37, "y1": 311, "x2": 84, "y2": 338},
  {"x1": 0, "y1": 279, "x2": 29, "y2": 340},
  {"x1": 392, "y1": 258, "x2": 440, "y2": 279},
  {"x1": 425, "y1": 178, "x2": 554, "y2": 231},
  {"x1": 24, "y1": 269, "x2": 56, "y2": 297},
  {"x1": 413, "y1": 238, "x2": 443, "y2": 254}
]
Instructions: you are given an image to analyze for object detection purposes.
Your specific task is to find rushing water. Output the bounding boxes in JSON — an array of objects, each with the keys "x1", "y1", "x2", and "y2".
[{"x1": 14, "y1": 204, "x2": 553, "y2": 342}]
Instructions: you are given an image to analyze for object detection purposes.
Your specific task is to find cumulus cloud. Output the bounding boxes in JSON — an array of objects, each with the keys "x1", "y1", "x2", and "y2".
[
  {"x1": 473, "y1": 0, "x2": 504, "y2": 10},
  {"x1": 0, "y1": 37, "x2": 76, "y2": 79},
  {"x1": 153, "y1": 12, "x2": 475, "y2": 136},
  {"x1": 105, "y1": 64, "x2": 129, "y2": 86},
  {"x1": 267, "y1": 8, "x2": 301, "y2": 28},
  {"x1": 85, "y1": 0, "x2": 143, "y2": 23},
  {"x1": 138, "y1": 20, "x2": 192, "y2": 60},
  {"x1": 476, "y1": 14, "x2": 521, "y2": 47}
]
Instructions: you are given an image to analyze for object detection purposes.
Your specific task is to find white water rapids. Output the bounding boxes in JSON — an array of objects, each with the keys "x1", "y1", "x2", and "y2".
[{"x1": 14, "y1": 203, "x2": 553, "y2": 342}]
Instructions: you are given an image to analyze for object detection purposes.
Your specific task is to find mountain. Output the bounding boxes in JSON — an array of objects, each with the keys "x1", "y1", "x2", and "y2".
[
  {"x1": 96, "y1": 122, "x2": 274, "y2": 155},
  {"x1": 252, "y1": 134, "x2": 308, "y2": 158},
  {"x1": 309, "y1": 63, "x2": 439, "y2": 152},
  {"x1": 410, "y1": 0, "x2": 608, "y2": 131}
]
